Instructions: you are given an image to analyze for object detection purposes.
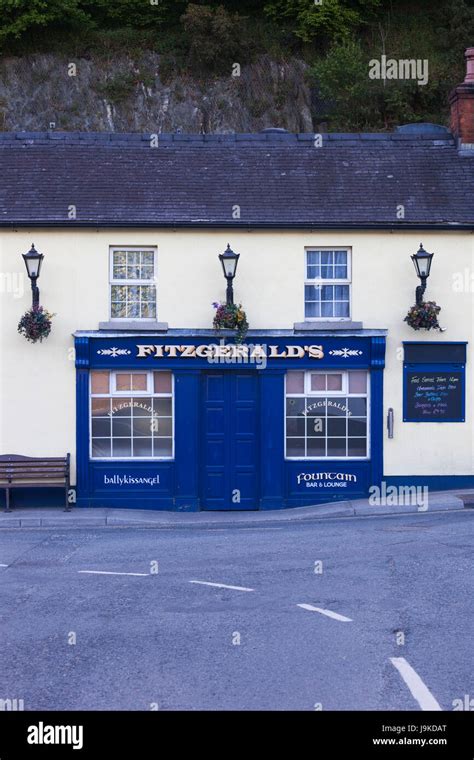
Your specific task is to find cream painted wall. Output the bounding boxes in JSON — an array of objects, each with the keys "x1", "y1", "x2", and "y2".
[{"x1": 0, "y1": 228, "x2": 473, "y2": 480}]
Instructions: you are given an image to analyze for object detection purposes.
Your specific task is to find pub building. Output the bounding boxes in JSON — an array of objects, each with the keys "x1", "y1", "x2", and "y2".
[{"x1": 1, "y1": 49, "x2": 473, "y2": 512}]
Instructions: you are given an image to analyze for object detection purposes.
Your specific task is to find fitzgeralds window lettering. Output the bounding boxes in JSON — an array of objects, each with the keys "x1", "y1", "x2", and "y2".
[
  {"x1": 110, "y1": 247, "x2": 157, "y2": 320},
  {"x1": 90, "y1": 370, "x2": 173, "y2": 459},
  {"x1": 285, "y1": 370, "x2": 368, "y2": 459},
  {"x1": 305, "y1": 249, "x2": 351, "y2": 319}
]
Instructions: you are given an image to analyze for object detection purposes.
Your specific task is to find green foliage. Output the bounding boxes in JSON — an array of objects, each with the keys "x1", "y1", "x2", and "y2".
[
  {"x1": 0, "y1": 0, "x2": 472, "y2": 129},
  {"x1": 80, "y1": 0, "x2": 187, "y2": 29},
  {"x1": 17, "y1": 306, "x2": 55, "y2": 343},
  {"x1": 404, "y1": 302, "x2": 442, "y2": 331},
  {"x1": 264, "y1": 0, "x2": 381, "y2": 43},
  {"x1": 310, "y1": 40, "x2": 376, "y2": 127},
  {"x1": 309, "y1": 0, "x2": 472, "y2": 132},
  {"x1": 95, "y1": 71, "x2": 137, "y2": 104},
  {"x1": 0, "y1": 0, "x2": 92, "y2": 44},
  {"x1": 433, "y1": 0, "x2": 474, "y2": 67},
  {"x1": 180, "y1": 4, "x2": 249, "y2": 74},
  {"x1": 213, "y1": 301, "x2": 249, "y2": 344}
]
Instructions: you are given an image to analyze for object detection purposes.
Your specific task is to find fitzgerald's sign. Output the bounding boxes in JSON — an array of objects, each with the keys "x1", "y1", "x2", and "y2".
[
  {"x1": 90, "y1": 336, "x2": 369, "y2": 369},
  {"x1": 136, "y1": 344, "x2": 324, "y2": 359}
]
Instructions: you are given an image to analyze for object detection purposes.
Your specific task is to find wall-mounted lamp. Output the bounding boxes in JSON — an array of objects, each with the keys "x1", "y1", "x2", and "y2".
[
  {"x1": 410, "y1": 243, "x2": 434, "y2": 306},
  {"x1": 218, "y1": 244, "x2": 240, "y2": 306},
  {"x1": 22, "y1": 244, "x2": 44, "y2": 308}
]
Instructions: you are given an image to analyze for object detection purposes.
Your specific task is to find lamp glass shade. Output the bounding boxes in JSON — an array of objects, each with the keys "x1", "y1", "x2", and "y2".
[
  {"x1": 219, "y1": 245, "x2": 239, "y2": 279},
  {"x1": 411, "y1": 245, "x2": 433, "y2": 279},
  {"x1": 22, "y1": 245, "x2": 44, "y2": 279}
]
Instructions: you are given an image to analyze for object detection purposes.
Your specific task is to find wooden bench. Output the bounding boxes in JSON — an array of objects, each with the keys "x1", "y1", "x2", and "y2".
[{"x1": 0, "y1": 454, "x2": 71, "y2": 512}]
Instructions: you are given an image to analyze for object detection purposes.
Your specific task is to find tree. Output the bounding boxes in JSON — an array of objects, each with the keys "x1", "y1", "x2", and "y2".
[
  {"x1": 264, "y1": 0, "x2": 382, "y2": 43},
  {"x1": 180, "y1": 4, "x2": 247, "y2": 73},
  {"x1": 0, "y1": 0, "x2": 91, "y2": 43},
  {"x1": 80, "y1": 0, "x2": 188, "y2": 29}
]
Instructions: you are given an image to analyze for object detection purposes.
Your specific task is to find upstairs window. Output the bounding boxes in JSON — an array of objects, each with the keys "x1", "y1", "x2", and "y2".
[
  {"x1": 110, "y1": 247, "x2": 157, "y2": 320},
  {"x1": 305, "y1": 249, "x2": 351, "y2": 319}
]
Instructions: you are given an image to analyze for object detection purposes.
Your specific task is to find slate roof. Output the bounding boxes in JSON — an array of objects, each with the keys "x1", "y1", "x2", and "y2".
[{"x1": 0, "y1": 130, "x2": 473, "y2": 228}]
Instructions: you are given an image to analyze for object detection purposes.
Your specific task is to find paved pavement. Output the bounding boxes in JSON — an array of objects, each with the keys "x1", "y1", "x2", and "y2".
[
  {"x1": 0, "y1": 510, "x2": 472, "y2": 710},
  {"x1": 0, "y1": 489, "x2": 472, "y2": 529}
]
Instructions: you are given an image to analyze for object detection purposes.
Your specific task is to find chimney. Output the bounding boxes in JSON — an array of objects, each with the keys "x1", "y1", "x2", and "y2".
[{"x1": 449, "y1": 47, "x2": 474, "y2": 147}]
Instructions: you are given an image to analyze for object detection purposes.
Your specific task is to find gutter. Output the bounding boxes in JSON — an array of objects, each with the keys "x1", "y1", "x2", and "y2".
[{"x1": 0, "y1": 222, "x2": 473, "y2": 231}]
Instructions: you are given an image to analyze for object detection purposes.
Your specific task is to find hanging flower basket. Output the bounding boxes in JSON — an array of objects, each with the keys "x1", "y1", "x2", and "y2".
[
  {"x1": 17, "y1": 306, "x2": 55, "y2": 343},
  {"x1": 404, "y1": 301, "x2": 444, "y2": 331},
  {"x1": 212, "y1": 301, "x2": 249, "y2": 344}
]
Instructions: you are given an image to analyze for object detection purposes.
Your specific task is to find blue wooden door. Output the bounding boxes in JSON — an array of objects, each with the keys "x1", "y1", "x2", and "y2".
[{"x1": 201, "y1": 372, "x2": 259, "y2": 510}]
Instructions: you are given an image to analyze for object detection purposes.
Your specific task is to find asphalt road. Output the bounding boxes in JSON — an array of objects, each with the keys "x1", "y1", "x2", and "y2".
[{"x1": 0, "y1": 511, "x2": 472, "y2": 711}]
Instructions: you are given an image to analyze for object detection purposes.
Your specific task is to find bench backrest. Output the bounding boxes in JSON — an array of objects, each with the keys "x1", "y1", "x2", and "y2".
[{"x1": 0, "y1": 454, "x2": 70, "y2": 483}]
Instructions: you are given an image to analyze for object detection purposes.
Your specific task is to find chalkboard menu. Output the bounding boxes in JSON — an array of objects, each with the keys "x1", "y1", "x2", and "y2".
[{"x1": 404, "y1": 369, "x2": 465, "y2": 422}]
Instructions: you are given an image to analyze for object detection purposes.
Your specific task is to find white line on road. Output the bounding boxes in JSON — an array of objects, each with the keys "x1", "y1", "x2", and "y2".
[
  {"x1": 390, "y1": 657, "x2": 442, "y2": 711},
  {"x1": 78, "y1": 570, "x2": 149, "y2": 577},
  {"x1": 0, "y1": 563, "x2": 8, "y2": 567},
  {"x1": 297, "y1": 603, "x2": 352, "y2": 622},
  {"x1": 189, "y1": 580, "x2": 254, "y2": 592}
]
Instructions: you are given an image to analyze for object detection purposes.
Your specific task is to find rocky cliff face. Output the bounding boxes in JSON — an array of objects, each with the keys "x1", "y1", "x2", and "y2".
[{"x1": 0, "y1": 53, "x2": 313, "y2": 133}]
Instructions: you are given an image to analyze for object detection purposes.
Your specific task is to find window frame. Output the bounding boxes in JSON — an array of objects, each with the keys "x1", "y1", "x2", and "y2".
[
  {"x1": 304, "y1": 247, "x2": 352, "y2": 321},
  {"x1": 109, "y1": 246, "x2": 158, "y2": 322},
  {"x1": 89, "y1": 369, "x2": 174, "y2": 461},
  {"x1": 284, "y1": 369, "x2": 370, "y2": 461}
]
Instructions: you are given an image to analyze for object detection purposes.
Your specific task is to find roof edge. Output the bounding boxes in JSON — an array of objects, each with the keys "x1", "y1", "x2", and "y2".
[{"x1": 2, "y1": 221, "x2": 472, "y2": 231}]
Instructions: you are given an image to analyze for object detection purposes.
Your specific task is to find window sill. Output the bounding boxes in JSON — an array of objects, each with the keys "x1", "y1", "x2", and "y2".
[
  {"x1": 294, "y1": 321, "x2": 363, "y2": 331},
  {"x1": 98, "y1": 321, "x2": 169, "y2": 332}
]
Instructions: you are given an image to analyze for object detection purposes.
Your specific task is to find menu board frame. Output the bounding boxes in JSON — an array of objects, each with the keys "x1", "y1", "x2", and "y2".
[{"x1": 403, "y1": 362, "x2": 465, "y2": 423}]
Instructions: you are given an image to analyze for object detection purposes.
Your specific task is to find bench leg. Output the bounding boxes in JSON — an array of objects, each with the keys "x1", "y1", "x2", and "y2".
[{"x1": 5, "y1": 488, "x2": 12, "y2": 513}]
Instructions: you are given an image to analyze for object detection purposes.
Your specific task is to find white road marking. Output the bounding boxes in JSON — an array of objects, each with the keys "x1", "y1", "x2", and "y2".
[
  {"x1": 297, "y1": 603, "x2": 352, "y2": 622},
  {"x1": 390, "y1": 657, "x2": 442, "y2": 711},
  {"x1": 189, "y1": 580, "x2": 254, "y2": 592},
  {"x1": 0, "y1": 563, "x2": 8, "y2": 567},
  {"x1": 78, "y1": 570, "x2": 149, "y2": 577}
]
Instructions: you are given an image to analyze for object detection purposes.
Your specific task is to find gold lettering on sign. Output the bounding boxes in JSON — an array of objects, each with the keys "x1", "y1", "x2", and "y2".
[
  {"x1": 286, "y1": 346, "x2": 305, "y2": 358},
  {"x1": 135, "y1": 344, "x2": 326, "y2": 359},
  {"x1": 195, "y1": 345, "x2": 212, "y2": 358},
  {"x1": 179, "y1": 345, "x2": 197, "y2": 357},
  {"x1": 307, "y1": 345, "x2": 324, "y2": 359},
  {"x1": 232, "y1": 345, "x2": 250, "y2": 359},
  {"x1": 269, "y1": 346, "x2": 287, "y2": 358},
  {"x1": 136, "y1": 345, "x2": 155, "y2": 358},
  {"x1": 250, "y1": 346, "x2": 266, "y2": 360}
]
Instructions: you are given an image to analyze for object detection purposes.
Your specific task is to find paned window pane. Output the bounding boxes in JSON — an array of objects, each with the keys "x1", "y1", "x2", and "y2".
[
  {"x1": 154, "y1": 438, "x2": 173, "y2": 457},
  {"x1": 286, "y1": 371, "x2": 305, "y2": 393},
  {"x1": 349, "y1": 371, "x2": 367, "y2": 394},
  {"x1": 311, "y1": 374, "x2": 326, "y2": 391},
  {"x1": 154, "y1": 372, "x2": 172, "y2": 393},
  {"x1": 286, "y1": 438, "x2": 305, "y2": 457},
  {"x1": 327, "y1": 374, "x2": 342, "y2": 391},
  {"x1": 91, "y1": 371, "x2": 109, "y2": 394}
]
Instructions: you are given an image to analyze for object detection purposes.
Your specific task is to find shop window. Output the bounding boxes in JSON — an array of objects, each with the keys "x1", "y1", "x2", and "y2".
[
  {"x1": 304, "y1": 249, "x2": 351, "y2": 319},
  {"x1": 90, "y1": 370, "x2": 173, "y2": 459},
  {"x1": 109, "y1": 247, "x2": 157, "y2": 320},
  {"x1": 285, "y1": 370, "x2": 368, "y2": 459}
]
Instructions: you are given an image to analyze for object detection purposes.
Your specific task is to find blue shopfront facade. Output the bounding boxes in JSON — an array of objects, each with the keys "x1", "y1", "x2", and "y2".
[{"x1": 74, "y1": 330, "x2": 386, "y2": 510}]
